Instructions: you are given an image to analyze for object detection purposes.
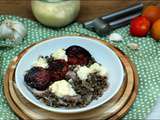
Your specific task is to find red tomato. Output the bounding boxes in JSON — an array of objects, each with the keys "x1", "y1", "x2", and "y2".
[{"x1": 130, "y1": 16, "x2": 151, "y2": 37}]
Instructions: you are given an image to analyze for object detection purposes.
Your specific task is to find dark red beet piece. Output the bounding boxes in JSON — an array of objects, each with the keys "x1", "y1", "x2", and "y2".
[
  {"x1": 24, "y1": 67, "x2": 51, "y2": 90},
  {"x1": 48, "y1": 60, "x2": 68, "y2": 81},
  {"x1": 66, "y1": 46, "x2": 91, "y2": 65}
]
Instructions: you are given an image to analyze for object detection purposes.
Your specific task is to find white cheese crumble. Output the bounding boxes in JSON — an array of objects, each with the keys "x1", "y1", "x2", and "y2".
[
  {"x1": 90, "y1": 63, "x2": 107, "y2": 76},
  {"x1": 49, "y1": 80, "x2": 76, "y2": 98},
  {"x1": 52, "y1": 49, "x2": 68, "y2": 61},
  {"x1": 76, "y1": 63, "x2": 108, "y2": 80},
  {"x1": 33, "y1": 57, "x2": 48, "y2": 68},
  {"x1": 77, "y1": 66, "x2": 91, "y2": 80}
]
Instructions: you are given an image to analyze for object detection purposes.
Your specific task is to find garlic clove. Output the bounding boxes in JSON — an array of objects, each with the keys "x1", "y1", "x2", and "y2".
[
  {"x1": 11, "y1": 21, "x2": 27, "y2": 37},
  {"x1": 0, "y1": 23, "x2": 13, "y2": 39},
  {"x1": 12, "y1": 31, "x2": 23, "y2": 42},
  {"x1": 3, "y1": 19, "x2": 13, "y2": 28},
  {"x1": 109, "y1": 33, "x2": 123, "y2": 42},
  {"x1": 127, "y1": 43, "x2": 139, "y2": 50}
]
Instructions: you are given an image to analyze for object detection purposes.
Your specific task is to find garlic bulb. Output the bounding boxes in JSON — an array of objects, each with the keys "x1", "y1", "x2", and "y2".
[
  {"x1": 127, "y1": 43, "x2": 139, "y2": 50},
  {"x1": 0, "y1": 19, "x2": 27, "y2": 42}
]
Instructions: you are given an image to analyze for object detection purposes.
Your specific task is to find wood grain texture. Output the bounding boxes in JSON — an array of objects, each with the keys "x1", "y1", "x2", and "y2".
[
  {"x1": 3, "y1": 36, "x2": 138, "y2": 120},
  {"x1": 0, "y1": 0, "x2": 160, "y2": 23},
  {"x1": 3, "y1": 57, "x2": 31, "y2": 120}
]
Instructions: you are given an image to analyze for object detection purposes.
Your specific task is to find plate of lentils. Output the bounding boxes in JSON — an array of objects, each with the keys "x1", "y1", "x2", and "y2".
[{"x1": 15, "y1": 36, "x2": 124, "y2": 113}]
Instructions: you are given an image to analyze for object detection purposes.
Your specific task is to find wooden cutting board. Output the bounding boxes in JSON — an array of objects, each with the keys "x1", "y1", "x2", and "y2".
[{"x1": 3, "y1": 36, "x2": 138, "y2": 120}]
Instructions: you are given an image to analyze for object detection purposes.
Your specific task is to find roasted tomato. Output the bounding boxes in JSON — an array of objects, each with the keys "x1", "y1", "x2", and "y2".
[
  {"x1": 66, "y1": 46, "x2": 91, "y2": 65},
  {"x1": 24, "y1": 67, "x2": 51, "y2": 90},
  {"x1": 48, "y1": 59, "x2": 68, "y2": 81}
]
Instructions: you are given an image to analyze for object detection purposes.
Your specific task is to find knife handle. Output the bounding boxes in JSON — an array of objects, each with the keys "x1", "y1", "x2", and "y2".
[
  {"x1": 109, "y1": 12, "x2": 141, "y2": 30},
  {"x1": 83, "y1": 3, "x2": 144, "y2": 36},
  {"x1": 93, "y1": 12, "x2": 141, "y2": 35},
  {"x1": 102, "y1": 3, "x2": 143, "y2": 22}
]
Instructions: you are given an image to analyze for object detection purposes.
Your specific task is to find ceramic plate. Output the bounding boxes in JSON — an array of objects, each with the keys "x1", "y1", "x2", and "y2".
[{"x1": 15, "y1": 36, "x2": 124, "y2": 113}]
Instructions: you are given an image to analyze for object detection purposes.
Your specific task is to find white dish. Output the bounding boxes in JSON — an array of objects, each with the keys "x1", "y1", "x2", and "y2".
[{"x1": 15, "y1": 36, "x2": 124, "y2": 113}]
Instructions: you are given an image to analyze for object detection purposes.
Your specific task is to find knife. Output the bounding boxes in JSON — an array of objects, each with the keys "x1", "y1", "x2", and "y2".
[{"x1": 83, "y1": 3, "x2": 144, "y2": 35}]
